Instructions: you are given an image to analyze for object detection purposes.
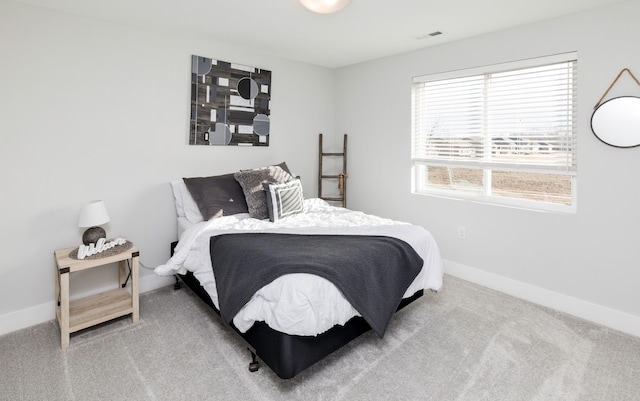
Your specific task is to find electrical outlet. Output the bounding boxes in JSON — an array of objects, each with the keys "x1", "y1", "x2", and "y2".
[{"x1": 457, "y1": 226, "x2": 466, "y2": 239}]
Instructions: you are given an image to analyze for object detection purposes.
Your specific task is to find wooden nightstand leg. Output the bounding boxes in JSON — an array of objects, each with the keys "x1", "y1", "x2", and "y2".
[
  {"x1": 54, "y1": 264, "x2": 60, "y2": 316},
  {"x1": 119, "y1": 260, "x2": 127, "y2": 288},
  {"x1": 59, "y1": 268, "x2": 70, "y2": 349},
  {"x1": 131, "y1": 256, "x2": 139, "y2": 323}
]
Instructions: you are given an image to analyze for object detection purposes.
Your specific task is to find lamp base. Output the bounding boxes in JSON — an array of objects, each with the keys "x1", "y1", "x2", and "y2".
[{"x1": 82, "y1": 226, "x2": 106, "y2": 245}]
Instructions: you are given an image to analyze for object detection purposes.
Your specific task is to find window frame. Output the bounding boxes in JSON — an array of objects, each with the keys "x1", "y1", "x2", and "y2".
[{"x1": 411, "y1": 52, "x2": 578, "y2": 213}]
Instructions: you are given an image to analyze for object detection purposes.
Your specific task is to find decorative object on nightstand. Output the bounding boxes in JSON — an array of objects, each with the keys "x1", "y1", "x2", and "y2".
[
  {"x1": 78, "y1": 200, "x2": 110, "y2": 245},
  {"x1": 54, "y1": 244, "x2": 140, "y2": 349},
  {"x1": 299, "y1": 0, "x2": 352, "y2": 14},
  {"x1": 75, "y1": 237, "x2": 129, "y2": 260}
]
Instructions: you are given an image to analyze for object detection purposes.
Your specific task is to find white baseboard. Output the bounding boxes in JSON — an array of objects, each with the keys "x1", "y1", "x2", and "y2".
[
  {"x1": 444, "y1": 259, "x2": 640, "y2": 338},
  {"x1": 5, "y1": 263, "x2": 638, "y2": 339},
  {"x1": 0, "y1": 274, "x2": 174, "y2": 337}
]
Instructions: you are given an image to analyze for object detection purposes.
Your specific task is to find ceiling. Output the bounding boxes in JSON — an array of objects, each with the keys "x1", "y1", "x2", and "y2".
[{"x1": 10, "y1": 0, "x2": 627, "y2": 68}]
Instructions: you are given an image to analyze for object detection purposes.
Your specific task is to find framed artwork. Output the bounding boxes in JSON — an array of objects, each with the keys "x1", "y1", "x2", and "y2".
[{"x1": 190, "y1": 55, "x2": 271, "y2": 146}]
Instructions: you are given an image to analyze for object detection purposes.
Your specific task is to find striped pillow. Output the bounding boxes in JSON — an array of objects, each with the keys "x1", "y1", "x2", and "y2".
[{"x1": 263, "y1": 179, "x2": 304, "y2": 222}]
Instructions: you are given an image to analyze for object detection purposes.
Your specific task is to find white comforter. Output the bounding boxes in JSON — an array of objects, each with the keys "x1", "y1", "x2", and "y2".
[{"x1": 155, "y1": 199, "x2": 443, "y2": 336}]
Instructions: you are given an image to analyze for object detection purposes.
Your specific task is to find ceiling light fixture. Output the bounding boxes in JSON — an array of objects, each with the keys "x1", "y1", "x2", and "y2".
[{"x1": 299, "y1": 0, "x2": 352, "y2": 14}]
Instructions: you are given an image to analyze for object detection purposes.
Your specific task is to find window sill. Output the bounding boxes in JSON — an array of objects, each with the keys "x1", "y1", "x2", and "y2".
[{"x1": 412, "y1": 189, "x2": 577, "y2": 214}]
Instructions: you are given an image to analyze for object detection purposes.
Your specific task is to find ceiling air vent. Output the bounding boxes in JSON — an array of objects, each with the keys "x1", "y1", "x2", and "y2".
[{"x1": 416, "y1": 31, "x2": 443, "y2": 40}]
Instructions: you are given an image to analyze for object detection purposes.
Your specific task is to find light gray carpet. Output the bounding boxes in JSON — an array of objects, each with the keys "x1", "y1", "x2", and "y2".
[{"x1": 2, "y1": 275, "x2": 640, "y2": 401}]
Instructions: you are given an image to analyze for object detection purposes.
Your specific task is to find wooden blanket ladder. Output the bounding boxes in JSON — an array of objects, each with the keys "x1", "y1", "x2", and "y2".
[{"x1": 318, "y1": 133, "x2": 348, "y2": 207}]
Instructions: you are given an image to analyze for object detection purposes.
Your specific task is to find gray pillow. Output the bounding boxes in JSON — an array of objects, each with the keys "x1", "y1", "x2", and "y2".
[
  {"x1": 272, "y1": 161, "x2": 292, "y2": 176},
  {"x1": 183, "y1": 173, "x2": 249, "y2": 220},
  {"x1": 234, "y1": 166, "x2": 294, "y2": 220}
]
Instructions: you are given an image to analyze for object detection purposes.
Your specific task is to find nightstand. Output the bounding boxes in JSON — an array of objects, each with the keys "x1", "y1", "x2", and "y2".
[{"x1": 53, "y1": 244, "x2": 139, "y2": 348}]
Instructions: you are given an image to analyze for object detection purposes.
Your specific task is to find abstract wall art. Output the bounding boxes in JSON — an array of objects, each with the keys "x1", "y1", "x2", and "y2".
[{"x1": 190, "y1": 55, "x2": 272, "y2": 146}]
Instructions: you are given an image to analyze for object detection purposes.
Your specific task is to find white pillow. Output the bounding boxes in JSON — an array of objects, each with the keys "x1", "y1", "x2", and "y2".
[
  {"x1": 170, "y1": 179, "x2": 204, "y2": 223},
  {"x1": 170, "y1": 180, "x2": 186, "y2": 218}
]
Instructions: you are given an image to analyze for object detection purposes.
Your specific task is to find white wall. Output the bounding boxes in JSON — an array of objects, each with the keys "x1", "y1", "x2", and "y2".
[
  {"x1": 335, "y1": 0, "x2": 640, "y2": 335},
  {"x1": 0, "y1": 1, "x2": 336, "y2": 334}
]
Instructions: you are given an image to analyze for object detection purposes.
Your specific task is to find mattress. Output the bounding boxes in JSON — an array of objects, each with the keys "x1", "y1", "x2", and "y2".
[{"x1": 156, "y1": 198, "x2": 443, "y2": 336}]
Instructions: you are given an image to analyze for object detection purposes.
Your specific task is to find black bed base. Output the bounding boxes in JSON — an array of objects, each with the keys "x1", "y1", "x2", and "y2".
[
  {"x1": 171, "y1": 237, "x2": 423, "y2": 379},
  {"x1": 176, "y1": 271, "x2": 423, "y2": 379}
]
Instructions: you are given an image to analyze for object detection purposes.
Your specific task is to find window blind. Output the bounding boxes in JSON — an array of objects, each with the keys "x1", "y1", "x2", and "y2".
[{"x1": 411, "y1": 57, "x2": 577, "y2": 176}]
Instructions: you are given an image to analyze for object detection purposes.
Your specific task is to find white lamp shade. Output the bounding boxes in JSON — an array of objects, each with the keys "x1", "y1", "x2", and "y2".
[
  {"x1": 78, "y1": 200, "x2": 110, "y2": 228},
  {"x1": 299, "y1": 0, "x2": 352, "y2": 14}
]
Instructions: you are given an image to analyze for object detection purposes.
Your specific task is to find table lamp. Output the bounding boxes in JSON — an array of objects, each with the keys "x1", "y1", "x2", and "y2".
[{"x1": 78, "y1": 200, "x2": 110, "y2": 245}]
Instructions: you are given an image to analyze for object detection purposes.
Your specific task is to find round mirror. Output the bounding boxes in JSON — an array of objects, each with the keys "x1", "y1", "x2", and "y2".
[{"x1": 591, "y1": 96, "x2": 640, "y2": 148}]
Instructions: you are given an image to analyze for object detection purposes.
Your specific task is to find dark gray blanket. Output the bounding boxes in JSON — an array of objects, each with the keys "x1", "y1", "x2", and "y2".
[{"x1": 209, "y1": 233, "x2": 423, "y2": 337}]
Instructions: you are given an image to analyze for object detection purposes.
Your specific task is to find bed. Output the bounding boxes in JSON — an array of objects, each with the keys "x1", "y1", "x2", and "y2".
[{"x1": 155, "y1": 163, "x2": 443, "y2": 379}]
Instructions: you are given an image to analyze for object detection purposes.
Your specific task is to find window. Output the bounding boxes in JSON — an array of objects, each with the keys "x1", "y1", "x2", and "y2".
[{"x1": 411, "y1": 53, "x2": 577, "y2": 212}]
